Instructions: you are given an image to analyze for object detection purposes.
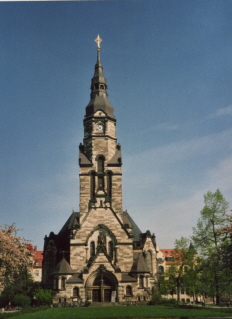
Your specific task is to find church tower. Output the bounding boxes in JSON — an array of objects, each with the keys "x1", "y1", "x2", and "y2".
[
  {"x1": 79, "y1": 35, "x2": 122, "y2": 219},
  {"x1": 42, "y1": 36, "x2": 158, "y2": 304}
]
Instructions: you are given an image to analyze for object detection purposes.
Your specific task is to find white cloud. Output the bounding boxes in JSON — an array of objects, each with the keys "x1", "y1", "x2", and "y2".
[
  {"x1": 152, "y1": 122, "x2": 179, "y2": 131},
  {"x1": 214, "y1": 105, "x2": 232, "y2": 117},
  {"x1": 123, "y1": 128, "x2": 232, "y2": 248}
]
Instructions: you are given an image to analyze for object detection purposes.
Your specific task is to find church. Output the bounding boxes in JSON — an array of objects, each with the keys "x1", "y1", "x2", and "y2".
[{"x1": 42, "y1": 36, "x2": 159, "y2": 304}]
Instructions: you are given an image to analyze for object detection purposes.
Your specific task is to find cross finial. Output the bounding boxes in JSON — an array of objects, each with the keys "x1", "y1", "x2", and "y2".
[{"x1": 94, "y1": 34, "x2": 102, "y2": 50}]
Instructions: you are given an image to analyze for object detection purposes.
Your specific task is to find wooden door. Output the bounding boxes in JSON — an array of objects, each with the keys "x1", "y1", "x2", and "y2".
[
  {"x1": 104, "y1": 289, "x2": 111, "y2": 302},
  {"x1": 92, "y1": 289, "x2": 101, "y2": 302}
]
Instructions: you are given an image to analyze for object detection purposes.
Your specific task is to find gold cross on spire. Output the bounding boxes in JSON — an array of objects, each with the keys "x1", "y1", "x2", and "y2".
[{"x1": 94, "y1": 34, "x2": 102, "y2": 50}]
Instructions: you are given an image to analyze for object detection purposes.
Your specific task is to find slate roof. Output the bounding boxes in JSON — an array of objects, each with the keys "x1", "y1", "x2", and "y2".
[
  {"x1": 66, "y1": 273, "x2": 83, "y2": 284},
  {"x1": 108, "y1": 145, "x2": 122, "y2": 166},
  {"x1": 131, "y1": 252, "x2": 150, "y2": 273},
  {"x1": 122, "y1": 210, "x2": 142, "y2": 241},
  {"x1": 53, "y1": 257, "x2": 73, "y2": 275},
  {"x1": 121, "y1": 273, "x2": 137, "y2": 282},
  {"x1": 79, "y1": 150, "x2": 92, "y2": 166},
  {"x1": 58, "y1": 212, "x2": 80, "y2": 235},
  {"x1": 86, "y1": 95, "x2": 115, "y2": 119}
]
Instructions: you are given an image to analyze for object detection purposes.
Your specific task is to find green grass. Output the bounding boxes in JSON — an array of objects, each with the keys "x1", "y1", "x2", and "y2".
[{"x1": 4, "y1": 305, "x2": 232, "y2": 319}]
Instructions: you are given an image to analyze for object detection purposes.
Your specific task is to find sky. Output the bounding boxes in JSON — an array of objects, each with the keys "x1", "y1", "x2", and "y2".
[{"x1": 1, "y1": 1, "x2": 232, "y2": 250}]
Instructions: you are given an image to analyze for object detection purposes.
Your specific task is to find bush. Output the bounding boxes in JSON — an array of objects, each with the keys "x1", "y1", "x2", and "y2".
[
  {"x1": 34, "y1": 288, "x2": 53, "y2": 305},
  {"x1": 149, "y1": 293, "x2": 177, "y2": 306},
  {"x1": 150, "y1": 293, "x2": 163, "y2": 305},
  {"x1": 12, "y1": 295, "x2": 31, "y2": 308}
]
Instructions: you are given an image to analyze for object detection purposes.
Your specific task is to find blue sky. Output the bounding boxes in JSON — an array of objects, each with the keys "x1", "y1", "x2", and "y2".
[{"x1": 1, "y1": 1, "x2": 232, "y2": 250}]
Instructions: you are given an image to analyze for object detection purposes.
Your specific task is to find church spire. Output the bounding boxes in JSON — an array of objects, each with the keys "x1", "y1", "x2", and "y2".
[{"x1": 85, "y1": 35, "x2": 115, "y2": 119}]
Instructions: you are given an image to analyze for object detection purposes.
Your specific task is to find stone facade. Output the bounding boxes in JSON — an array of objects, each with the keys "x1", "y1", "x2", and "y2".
[{"x1": 42, "y1": 39, "x2": 158, "y2": 304}]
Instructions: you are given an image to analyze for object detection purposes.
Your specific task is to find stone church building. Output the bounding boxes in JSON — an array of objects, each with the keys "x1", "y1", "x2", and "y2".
[{"x1": 42, "y1": 36, "x2": 158, "y2": 304}]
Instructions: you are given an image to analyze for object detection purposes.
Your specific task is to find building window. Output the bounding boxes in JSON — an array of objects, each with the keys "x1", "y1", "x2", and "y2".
[
  {"x1": 106, "y1": 171, "x2": 112, "y2": 199},
  {"x1": 90, "y1": 172, "x2": 95, "y2": 200},
  {"x1": 146, "y1": 276, "x2": 149, "y2": 287},
  {"x1": 108, "y1": 241, "x2": 114, "y2": 259},
  {"x1": 73, "y1": 287, "x2": 79, "y2": 297},
  {"x1": 166, "y1": 256, "x2": 174, "y2": 262},
  {"x1": 97, "y1": 156, "x2": 105, "y2": 173},
  {"x1": 146, "y1": 251, "x2": 152, "y2": 272},
  {"x1": 126, "y1": 285, "x2": 132, "y2": 296},
  {"x1": 90, "y1": 241, "x2": 95, "y2": 257},
  {"x1": 61, "y1": 277, "x2": 66, "y2": 290},
  {"x1": 158, "y1": 266, "x2": 164, "y2": 274},
  {"x1": 98, "y1": 175, "x2": 104, "y2": 190},
  {"x1": 139, "y1": 276, "x2": 143, "y2": 288},
  {"x1": 34, "y1": 270, "x2": 39, "y2": 277}
]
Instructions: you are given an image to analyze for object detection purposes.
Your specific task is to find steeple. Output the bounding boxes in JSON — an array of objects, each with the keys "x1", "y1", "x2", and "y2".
[{"x1": 85, "y1": 35, "x2": 115, "y2": 119}]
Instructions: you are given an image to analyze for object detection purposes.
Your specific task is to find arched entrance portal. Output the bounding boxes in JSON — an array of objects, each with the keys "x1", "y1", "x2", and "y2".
[{"x1": 86, "y1": 265, "x2": 118, "y2": 302}]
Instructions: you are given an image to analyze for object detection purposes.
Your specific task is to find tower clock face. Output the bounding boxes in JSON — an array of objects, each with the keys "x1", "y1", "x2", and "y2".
[{"x1": 96, "y1": 124, "x2": 104, "y2": 131}]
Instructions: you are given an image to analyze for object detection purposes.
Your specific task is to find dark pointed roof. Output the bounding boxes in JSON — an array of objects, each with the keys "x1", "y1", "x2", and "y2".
[
  {"x1": 58, "y1": 212, "x2": 80, "y2": 235},
  {"x1": 108, "y1": 144, "x2": 122, "y2": 166},
  {"x1": 85, "y1": 38, "x2": 115, "y2": 119},
  {"x1": 79, "y1": 144, "x2": 92, "y2": 166},
  {"x1": 131, "y1": 252, "x2": 150, "y2": 273},
  {"x1": 122, "y1": 210, "x2": 142, "y2": 241},
  {"x1": 53, "y1": 257, "x2": 73, "y2": 275}
]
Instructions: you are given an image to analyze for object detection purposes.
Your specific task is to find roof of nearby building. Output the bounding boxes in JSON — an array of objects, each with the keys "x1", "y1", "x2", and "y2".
[
  {"x1": 53, "y1": 257, "x2": 73, "y2": 275},
  {"x1": 33, "y1": 250, "x2": 43, "y2": 267}
]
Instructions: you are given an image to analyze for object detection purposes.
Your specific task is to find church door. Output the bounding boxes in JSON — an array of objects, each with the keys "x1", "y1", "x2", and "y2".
[
  {"x1": 104, "y1": 289, "x2": 112, "y2": 302},
  {"x1": 92, "y1": 289, "x2": 101, "y2": 302}
]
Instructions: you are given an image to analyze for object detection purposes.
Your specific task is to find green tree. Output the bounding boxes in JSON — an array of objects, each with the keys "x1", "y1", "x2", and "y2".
[
  {"x1": 159, "y1": 237, "x2": 199, "y2": 303},
  {"x1": 192, "y1": 189, "x2": 230, "y2": 305}
]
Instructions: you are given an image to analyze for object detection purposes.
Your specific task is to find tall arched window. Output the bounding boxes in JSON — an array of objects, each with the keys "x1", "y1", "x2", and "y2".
[
  {"x1": 61, "y1": 277, "x2": 66, "y2": 290},
  {"x1": 106, "y1": 171, "x2": 112, "y2": 200},
  {"x1": 158, "y1": 266, "x2": 164, "y2": 274},
  {"x1": 90, "y1": 171, "x2": 95, "y2": 200},
  {"x1": 97, "y1": 156, "x2": 105, "y2": 173},
  {"x1": 126, "y1": 285, "x2": 132, "y2": 295},
  {"x1": 146, "y1": 251, "x2": 152, "y2": 272},
  {"x1": 97, "y1": 156, "x2": 105, "y2": 190},
  {"x1": 90, "y1": 241, "x2": 95, "y2": 257},
  {"x1": 108, "y1": 241, "x2": 114, "y2": 259},
  {"x1": 73, "y1": 287, "x2": 79, "y2": 297},
  {"x1": 139, "y1": 275, "x2": 143, "y2": 288}
]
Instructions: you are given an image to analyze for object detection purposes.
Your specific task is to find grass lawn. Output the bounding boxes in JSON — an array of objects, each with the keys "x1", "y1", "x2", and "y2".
[{"x1": 6, "y1": 305, "x2": 232, "y2": 319}]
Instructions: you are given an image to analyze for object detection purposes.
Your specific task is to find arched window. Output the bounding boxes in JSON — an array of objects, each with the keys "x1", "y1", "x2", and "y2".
[
  {"x1": 98, "y1": 175, "x2": 104, "y2": 190},
  {"x1": 97, "y1": 156, "x2": 105, "y2": 190},
  {"x1": 146, "y1": 251, "x2": 152, "y2": 272},
  {"x1": 108, "y1": 241, "x2": 114, "y2": 259},
  {"x1": 90, "y1": 172, "x2": 95, "y2": 200},
  {"x1": 158, "y1": 266, "x2": 164, "y2": 274},
  {"x1": 139, "y1": 275, "x2": 143, "y2": 288},
  {"x1": 106, "y1": 171, "x2": 112, "y2": 199},
  {"x1": 146, "y1": 276, "x2": 149, "y2": 287},
  {"x1": 126, "y1": 285, "x2": 132, "y2": 295},
  {"x1": 73, "y1": 287, "x2": 79, "y2": 297},
  {"x1": 61, "y1": 277, "x2": 66, "y2": 290},
  {"x1": 90, "y1": 241, "x2": 95, "y2": 257},
  {"x1": 97, "y1": 156, "x2": 105, "y2": 173}
]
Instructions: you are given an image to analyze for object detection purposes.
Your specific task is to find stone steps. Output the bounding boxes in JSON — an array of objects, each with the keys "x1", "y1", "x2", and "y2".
[{"x1": 89, "y1": 302, "x2": 119, "y2": 307}]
